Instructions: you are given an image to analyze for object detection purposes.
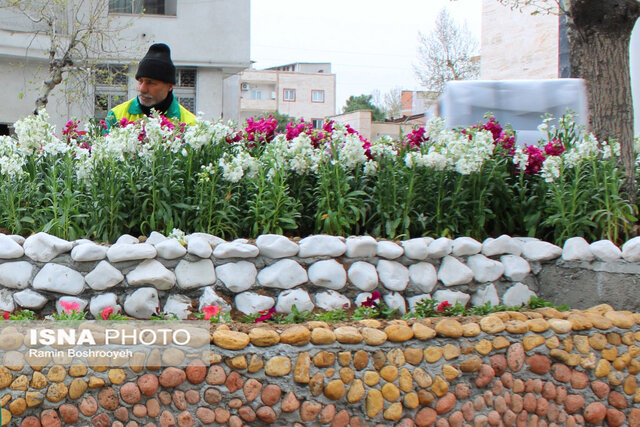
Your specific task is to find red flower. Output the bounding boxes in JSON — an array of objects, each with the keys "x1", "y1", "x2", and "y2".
[
  {"x1": 60, "y1": 301, "x2": 80, "y2": 314},
  {"x1": 202, "y1": 305, "x2": 221, "y2": 321},
  {"x1": 101, "y1": 306, "x2": 114, "y2": 320},
  {"x1": 436, "y1": 301, "x2": 451, "y2": 312},
  {"x1": 362, "y1": 291, "x2": 382, "y2": 308},
  {"x1": 255, "y1": 307, "x2": 276, "y2": 323},
  {"x1": 2, "y1": 311, "x2": 9, "y2": 320}
]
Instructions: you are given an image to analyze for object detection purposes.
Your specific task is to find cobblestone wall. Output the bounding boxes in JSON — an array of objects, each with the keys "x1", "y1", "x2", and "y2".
[
  {"x1": 2, "y1": 231, "x2": 640, "y2": 319},
  {"x1": 0, "y1": 305, "x2": 639, "y2": 425}
]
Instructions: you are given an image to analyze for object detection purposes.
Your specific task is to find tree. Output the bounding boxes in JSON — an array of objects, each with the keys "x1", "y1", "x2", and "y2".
[
  {"x1": 0, "y1": 0, "x2": 138, "y2": 112},
  {"x1": 414, "y1": 8, "x2": 480, "y2": 96},
  {"x1": 342, "y1": 94, "x2": 386, "y2": 122},
  {"x1": 497, "y1": 0, "x2": 640, "y2": 201},
  {"x1": 372, "y1": 88, "x2": 404, "y2": 120}
]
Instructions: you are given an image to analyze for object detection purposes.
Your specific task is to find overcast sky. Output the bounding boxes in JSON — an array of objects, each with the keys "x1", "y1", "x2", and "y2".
[{"x1": 250, "y1": 0, "x2": 482, "y2": 112}]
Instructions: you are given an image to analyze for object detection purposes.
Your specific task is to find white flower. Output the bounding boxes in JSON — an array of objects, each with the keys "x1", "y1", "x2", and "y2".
[
  {"x1": 363, "y1": 160, "x2": 378, "y2": 176},
  {"x1": 339, "y1": 133, "x2": 367, "y2": 170},
  {"x1": 168, "y1": 228, "x2": 187, "y2": 245},
  {"x1": 13, "y1": 109, "x2": 62, "y2": 155},
  {"x1": 575, "y1": 132, "x2": 600, "y2": 159},
  {"x1": 0, "y1": 136, "x2": 25, "y2": 178},
  {"x1": 541, "y1": 155, "x2": 562, "y2": 183}
]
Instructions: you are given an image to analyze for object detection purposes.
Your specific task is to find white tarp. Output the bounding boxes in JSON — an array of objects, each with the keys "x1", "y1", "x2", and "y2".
[{"x1": 440, "y1": 79, "x2": 588, "y2": 144}]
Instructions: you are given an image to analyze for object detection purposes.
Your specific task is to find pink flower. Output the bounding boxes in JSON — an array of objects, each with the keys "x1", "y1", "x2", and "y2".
[
  {"x1": 60, "y1": 301, "x2": 80, "y2": 314},
  {"x1": 202, "y1": 305, "x2": 221, "y2": 321},
  {"x1": 544, "y1": 139, "x2": 565, "y2": 156},
  {"x1": 524, "y1": 145, "x2": 546, "y2": 175},
  {"x1": 404, "y1": 127, "x2": 428, "y2": 149},
  {"x1": 482, "y1": 117, "x2": 503, "y2": 142},
  {"x1": 255, "y1": 307, "x2": 276, "y2": 323},
  {"x1": 101, "y1": 306, "x2": 114, "y2": 320},
  {"x1": 436, "y1": 301, "x2": 451, "y2": 313},
  {"x1": 2, "y1": 311, "x2": 9, "y2": 320}
]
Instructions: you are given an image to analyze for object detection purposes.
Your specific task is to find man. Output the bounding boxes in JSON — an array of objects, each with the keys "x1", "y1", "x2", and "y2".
[{"x1": 105, "y1": 43, "x2": 196, "y2": 130}]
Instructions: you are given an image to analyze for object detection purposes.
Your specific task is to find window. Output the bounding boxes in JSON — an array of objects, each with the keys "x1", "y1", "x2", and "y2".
[
  {"x1": 312, "y1": 119, "x2": 324, "y2": 129},
  {"x1": 250, "y1": 90, "x2": 263, "y2": 100},
  {"x1": 311, "y1": 90, "x2": 325, "y2": 103},
  {"x1": 174, "y1": 68, "x2": 197, "y2": 113},
  {"x1": 283, "y1": 89, "x2": 296, "y2": 102},
  {"x1": 109, "y1": 0, "x2": 176, "y2": 15},
  {"x1": 94, "y1": 64, "x2": 129, "y2": 119}
]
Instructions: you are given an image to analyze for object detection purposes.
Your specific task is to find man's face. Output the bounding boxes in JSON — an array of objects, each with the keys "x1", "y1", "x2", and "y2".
[{"x1": 137, "y1": 77, "x2": 174, "y2": 106}]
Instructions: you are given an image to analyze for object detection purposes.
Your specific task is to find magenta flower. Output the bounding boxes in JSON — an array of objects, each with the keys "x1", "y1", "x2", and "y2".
[
  {"x1": 361, "y1": 291, "x2": 382, "y2": 308},
  {"x1": 482, "y1": 117, "x2": 503, "y2": 142},
  {"x1": 436, "y1": 301, "x2": 451, "y2": 312},
  {"x1": 60, "y1": 301, "x2": 80, "y2": 314},
  {"x1": 101, "y1": 306, "x2": 114, "y2": 320},
  {"x1": 255, "y1": 307, "x2": 276, "y2": 323},
  {"x1": 544, "y1": 139, "x2": 565, "y2": 156},
  {"x1": 404, "y1": 127, "x2": 428, "y2": 149},
  {"x1": 524, "y1": 145, "x2": 546, "y2": 175},
  {"x1": 202, "y1": 305, "x2": 221, "y2": 321}
]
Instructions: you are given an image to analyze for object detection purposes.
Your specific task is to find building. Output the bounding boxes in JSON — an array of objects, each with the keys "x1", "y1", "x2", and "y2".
[
  {"x1": 481, "y1": 0, "x2": 640, "y2": 136},
  {"x1": 223, "y1": 62, "x2": 336, "y2": 126},
  {"x1": 0, "y1": 0, "x2": 250, "y2": 132},
  {"x1": 401, "y1": 90, "x2": 438, "y2": 120},
  {"x1": 329, "y1": 110, "x2": 425, "y2": 142}
]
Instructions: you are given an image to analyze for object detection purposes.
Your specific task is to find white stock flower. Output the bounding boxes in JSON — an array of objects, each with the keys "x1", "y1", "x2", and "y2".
[
  {"x1": 575, "y1": 133, "x2": 600, "y2": 159},
  {"x1": 339, "y1": 133, "x2": 368, "y2": 170},
  {"x1": 0, "y1": 136, "x2": 25, "y2": 178},
  {"x1": 13, "y1": 109, "x2": 61, "y2": 155},
  {"x1": 541, "y1": 155, "x2": 562, "y2": 183},
  {"x1": 183, "y1": 116, "x2": 235, "y2": 149},
  {"x1": 363, "y1": 160, "x2": 378, "y2": 176},
  {"x1": 369, "y1": 135, "x2": 397, "y2": 158}
]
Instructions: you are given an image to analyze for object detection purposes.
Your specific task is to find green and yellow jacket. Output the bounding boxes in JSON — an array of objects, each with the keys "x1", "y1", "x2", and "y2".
[{"x1": 105, "y1": 96, "x2": 196, "y2": 130}]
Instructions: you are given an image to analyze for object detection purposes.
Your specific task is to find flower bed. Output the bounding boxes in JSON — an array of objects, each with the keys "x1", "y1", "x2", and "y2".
[{"x1": 0, "y1": 110, "x2": 633, "y2": 245}]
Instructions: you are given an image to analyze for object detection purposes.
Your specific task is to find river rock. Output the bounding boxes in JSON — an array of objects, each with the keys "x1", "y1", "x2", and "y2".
[
  {"x1": 0, "y1": 261, "x2": 33, "y2": 289},
  {"x1": 427, "y1": 237, "x2": 452, "y2": 259},
  {"x1": 467, "y1": 254, "x2": 504, "y2": 283},
  {"x1": 308, "y1": 259, "x2": 346, "y2": 290},
  {"x1": 198, "y1": 287, "x2": 231, "y2": 312},
  {"x1": 347, "y1": 261, "x2": 378, "y2": 291},
  {"x1": 107, "y1": 243, "x2": 157, "y2": 263},
  {"x1": 255, "y1": 234, "x2": 299, "y2": 258},
  {"x1": 622, "y1": 236, "x2": 640, "y2": 262},
  {"x1": 298, "y1": 235, "x2": 346, "y2": 257},
  {"x1": 562, "y1": 237, "x2": 595, "y2": 261},
  {"x1": 257, "y1": 259, "x2": 307, "y2": 289},
  {"x1": 452, "y1": 237, "x2": 482, "y2": 256},
  {"x1": 590, "y1": 240, "x2": 621, "y2": 262},
  {"x1": 163, "y1": 295, "x2": 192, "y2": 320},
  {"x1": 500, "y1": 255, "x2": 531, "y2": 281},
  {"x1": 0, "y1": 289, "x2": 16, "y2": 312},
  {"x1": 216, "y1": 261, "x2": 256, "y2": 293},
  {"x1": 124, "y1": 288, "x2": 160, "y2": 319},
  {"x1": 471, "y1": 284, "x2": 499, "y2": 307},
  {"x1": 13, "y1": 289, "x2": 47, "y2": 309},
  {"x1": 377, "y1": 260, "x2": 409, "y2": 291},
  {"x1": 24, "y1": 232, "x2": 73, "y2": 262},
  {"x1": 383, "y1": 292, "x2": 407, "y2": 315},
  {"x1": 315, "y1": 290, "x2": 351, "y2": 311},
  {"x1": 407, "y1": 294, "x2": 431, "y2": 312},
  {"x1": 187, "y1": 236, "x2": 213, "y2": 258},
  {"x1": 376, "y1": 241, "x2": 404, "y2": 259},
  {"x1": 0, "y1": 235, "x2": 24, "y2": 259},
  {"x1": 89, "y1": 293, "x2": 120, "y2": 319},
  {"x1": 276, "y1": 289, "x2": 314, "y2": 313},
  {"x1": 235, "y1": 292, "x2": 275, "y2": 315},
  {"x1": 345, "y1": 236, "x2": 377, "y2": 258},
  {"x1": 85, "y1": 261, "x2": 124, "y2": 290},
  {"x1": 126, "y1": 259, "x2": 176, "y2": 290},
  {"x1": 70, "y1": 243, "x2": 107, "y2": 262},
  {"x1": 482, "y1": 235, "x2": 521, "y2": 257},
  {"x1": 433, "y1": 290, "x2": 470, "y2": 307},
  {"x1": 155, "y1": 239, "x2": 187, "y2": 259},
  {"x1": 175, "y1": 259, "x2": 215, "y2": 289},
  {"x1": 521, "y1": 241, "x2": 562, "y2": 261},
  {"x1": 438, "y1": 256, "x2": 473, "y2": 286},
  {"x1": 408, "y1": 262, "x2": 438, "y2": 293},
  {"x1": 145, "y1": 231, "x2": 167, "y2": 245},
  {"x1": 55, "y1": 296, "x2": 88, "y2": 314},
  {"x1": 402, "y1": 238, "x2": 430, "y2": 260},
  {"x1": 33, "y1": 263, "x2": 85, "y2": 295},
  {"x1": 502, "y1": 282, "x2": 536, "y2": 307},
  {"x1": 116, "y1": 234, "x2": 139, "y2": 244}
]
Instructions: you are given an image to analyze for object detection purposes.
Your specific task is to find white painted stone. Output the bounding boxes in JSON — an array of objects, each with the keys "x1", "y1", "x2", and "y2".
[
  {"x1": 175, "y1": 259, "x2": 216, "y2": 289},
  {"x1": 562, "y1": 237, "x2": 595, "y2": 261},
  {"x1": 0, "y1": 235, "x2": 24, "y2": 259},
  {"x1": 383, "y1": 292, "x2": 407, "y2": 315},
  {"x1": 85, "y1": 261, "x2": 124, "y2": 290},
  {"x1": 155, "y1": 239, "x2": 187, "y2": 259},
  {"x1": 276, "y1": 288, "x2": 314, "y2": 313},
  {"x1": 213, "y1": 241, "x2": 258, "y2": 259},
  {"x1": 187, "y1": 233, "x2": 226, "y2": 248},
  {"x1": 376, "y1": 260, "x2": 409, "y2": 291},
  {"x1": 89, "y1": 293, "x2": 121, "y2": 319},
  {"x1": 234, "y1": 291, "x2": 275, "y2": 315},
  {"x1": 216, "y1": 261, "x2": 257, "y2": 293},
  {"x1": 9, "y1": 235, "x2": 25, "y2": 245},
  {"x1": 145, "y1": 231, "x2": 167, "y2": 245},
  {"x1": 124, "y1": 288, "x2": 160, "y2": 319},
  {"x1": 482, "y1": 234, "x2": 522, "y2": 257},
  {"x1": 452, "y1": 237, "x2": 482, "y2": 256},
  {"x1": 408, "y1": 262, "x2": 438, "y2": 293},
  {"x1": 116, "y1": 234, "x2": 139, "y2": 244},
  {"x1": 314, "y1": 290, "x2": 351, "y2": 311},
  {"x1": 471, "y1": 284, "x2": 500, "y2": 307},
  {"x1": 521, "y1": 241, "x2": 562, "y2": 261},
  {"x1": 257, "y1": 259, "x2": 307, "y2": 289},
  {"x1": 0, "y1": 261, "x2": 33, "y2": 289},
  {"x1": 407, "y1": 294, "x2": 432, "y2": 312},
  {"x1": 622, "y1": 236, "x2": 640, "y2": 262},
  {"x1": 55, "y1": 297, "x2": 88, "y2": 314},
  {"x1": 73, "y1": 239, "x2": 93, "y2": 246},
  {"x1": 502, "y1": 282, "x2": 537, "y2": 307},
  {"x1": 427, "y1": 237, "x2": 453, "y2": 259},
  {"x1": 298, "y1": 235, "x2": 346, "y2": 258},
  {"x1": 500, "y1": 255, "x2": 531, "y2": 281},
  {"x1": 255, "y1": 234, "x2": 299, "y2": 258},
  {"x1": 345, "y1": 235, "x2": 378, "y2": 258},
  {"x1": 233, "y1": 238, "x2": 249, "y2": 244},
  {"x1": 107, "y1": 243, "x2": 157, "y2": 263},
  {"x1": 198, "y1": 287, "x2": 232, "y2": 312},
  {"x1": 590, "y1": 240, "x2": 622, "y2": 262},
  {"x1": 33, "y1": 263, "x2": 85, "y2": 295},
  {"x1": 308, "y1": 259, "x2": 347, "y2": 290},
  {"x1": 433, "y1": 290, "x2": 471, "y2": 307},
  {"x1": 126, "y1": 259, "x2": 176, "y2": 290},
  {"x1": 0, "y1": 289, "x2": 14, "y2": 312},
  {"x1": 13, "y1": 289, "x2": 47, "y2": 310},
  {"x1": 347, "y1": 261, "x2": 378, "y2": 291},
  {"x1": 70, "y1": 243, "x2": 108, "y2": 262},
  {"x1": 188, "y1": 236, "x2": 213, "y2": 258},
  {"x1": 23, "y1": 232, "x2": 73, "y2": 262},
  {"x1": 467, "y1": 254, "x2": 505, "y2": 283},
  {"x1": 402, "y1": 238, "x2": 429, "y2": 260},
  {"x1": 163, "y1": 295, "x2": 192, "y2": 320},
  {"x1": 376, "y1": 241, "x2": 404, "y2": 259},
  {"x1": 437, "y1": 256, "x2": 474, "y2": 286}
]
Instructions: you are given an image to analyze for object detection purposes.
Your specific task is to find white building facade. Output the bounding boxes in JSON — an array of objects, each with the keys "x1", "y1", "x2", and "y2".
[{"x1": 0, "y1": 0, "x2": 250, "y2": 132}]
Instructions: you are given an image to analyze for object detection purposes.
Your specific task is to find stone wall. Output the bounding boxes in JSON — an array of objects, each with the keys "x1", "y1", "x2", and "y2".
[
  {"x1": 0, "y1": 306, "x2": 639, "y2": 425},
  {"x1": 1, "y1": 232, "x2": 640, "y2": 319}
]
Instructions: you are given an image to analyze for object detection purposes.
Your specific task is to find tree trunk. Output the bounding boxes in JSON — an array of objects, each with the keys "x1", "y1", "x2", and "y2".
[{"x1": 565, "y1": 0, "x2": 640, "y2": 203}]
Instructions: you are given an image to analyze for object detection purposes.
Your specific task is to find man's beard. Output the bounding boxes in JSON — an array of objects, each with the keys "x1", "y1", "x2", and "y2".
[{"x1": 138, "y1": 94, "x2": 156, "y2": 107}]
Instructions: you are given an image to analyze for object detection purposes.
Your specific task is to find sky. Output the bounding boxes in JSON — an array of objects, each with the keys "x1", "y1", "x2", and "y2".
[{"x1": 250, "y1": 0, "x2": 482, "y2": 112}]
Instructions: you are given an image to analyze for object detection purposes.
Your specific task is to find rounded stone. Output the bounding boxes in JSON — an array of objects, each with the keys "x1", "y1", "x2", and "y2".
[
  {"x1": 120, "y1": 382, "x2": 141, "y2": 404},
  {"x1": 213, "y1": 330, "x2": 250, "y2": 350},
  {"x1": 436, "y1": 393, "x2": 456, "y2": 415},
  {"x1": 325, "y1": 380, "x2": 346, "y2": 400},
  {"x1": 261, "y1": 384, "x2": 282, "y2": 405},
  {"x1": 435, "y1": 319, "x2": 463, "y2": 338},
  {"x1": 159, "y1": 367, "x2": 186, "y2": 388},
  {"x1": 279, "y1": 325, "x2": 311, "y2": 346},
  {"x1": 385, "y1": 324, "x2": 414, "y2": 342},
  {"x1": 415, "y1": 407, "x2": 437, "y2": 427},
  {"x1": 185, "y1": 360, "x2": 207, "y2": 384},
  {"x1": 265, "y1": 356, "x2": 292, "y2": 376}
]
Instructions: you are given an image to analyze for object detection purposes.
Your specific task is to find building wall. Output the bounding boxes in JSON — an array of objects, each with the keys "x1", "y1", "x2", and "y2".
[
  {"x1": 481, "y1": 0, "x2": 559, "y2": 80},
  {"x1": 276, "y1": 73, "x2": 335, "y2": 121}
]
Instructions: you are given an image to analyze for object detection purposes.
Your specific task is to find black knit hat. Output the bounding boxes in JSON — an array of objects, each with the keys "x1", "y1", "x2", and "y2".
[{"x1": 135, "y1": 43, "x2": 176, "y2": 84}]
